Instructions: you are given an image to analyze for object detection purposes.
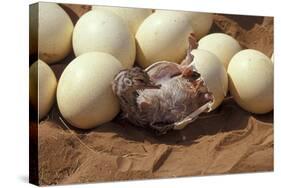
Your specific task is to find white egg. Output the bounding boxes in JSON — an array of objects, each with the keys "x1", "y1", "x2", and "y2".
[
  {"x1": 72, "y1": 10, "x2": 136, "y2": 68},
  {"x1": 57, "y1": 52, "x2": 123, "y2": 129},
  {"x1": 33, "y1": 2, "x2": 74, "y2": 64},
  {"x1": 155, "y1": 10, "x2": 213, "y2": 39},
  {"x1": 198, "y1": 33, "x2": 242, "y2": 69},
  {"x1": 136, "y1": 11, "x2": 193, "y2": 68},
  {"x1": 228, "y1": 49, "x2": 273, "y2": 114},
  {"x1": 191, "y1": 49, "x2": 228, "y2": 111},
  {"x1": 92, "y1": 6, "x2": 153, "y2": 35},
  {"x1": 30, "y1": 60, "x2": 57, "y2": 120}
]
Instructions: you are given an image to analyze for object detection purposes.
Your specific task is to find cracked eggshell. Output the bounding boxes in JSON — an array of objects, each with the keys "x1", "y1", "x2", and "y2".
[
  {"x1": 72, "y1": 10, "x2": 136, "y2": 68},
  {"x1": 228, "y1": 49, "x2": 273, "y2": 114},
  {"x1": 57, "y1": 52, "x2": 123, "y2": 129},
  {"x1": 198, "y1": 33, "x2": 242, "y2": 69},
  {"x1": 155, "y1": 10, "x2": 213, "y2": 39},
  {"x1": 191, "y1": 49, "x2": 228, "y2": 111},
  {"x1": 37, "y1": 2, "x2": 74, "y2": 64},
  {"x1": 136, "y1": 11, "x2": 194, "y2": 68},
  {"x1": 92, "y1": 6, "x2": 153, "y2": 35},
  {"x1": 30, "y1": 60, "x2": 57, "y2": 120}
]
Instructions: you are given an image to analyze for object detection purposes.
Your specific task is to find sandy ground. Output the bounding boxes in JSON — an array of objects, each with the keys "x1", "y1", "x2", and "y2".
[{"x1": 31, "y1": 7, "x2": 274, "y2": 186}]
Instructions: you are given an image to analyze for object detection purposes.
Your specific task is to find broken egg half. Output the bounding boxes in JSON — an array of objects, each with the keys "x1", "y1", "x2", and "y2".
[
  {"x1": 228, "y1": 49, "x2": 273, "y2": 114},
  {"x1": 191, "y1": 49, "x2": 228, "y2": 111}
]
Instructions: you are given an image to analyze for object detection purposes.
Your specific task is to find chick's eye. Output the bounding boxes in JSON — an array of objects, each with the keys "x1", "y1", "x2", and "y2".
[{"x1": 124, "y1": 78, "x2": 132, "y2": 86}]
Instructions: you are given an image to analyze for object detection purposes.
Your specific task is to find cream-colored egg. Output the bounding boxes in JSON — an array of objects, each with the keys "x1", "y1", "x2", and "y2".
[
  {"x1": 271, "y1": 52, "x2": 274, "y2": 63},
  {"x1": 57, "y1": 52, "x2": 123, "y2": 129},
  {"x1": 228, "y1": 49, "x2": 273, "y2": 114},
  {"x1": 36, "y1": 2, "x2": 74, "y2": 64},
  {"x1": 72, "y1": 10, "x2": 136, "y2": 68},
  {"x1": 198, "y1": 33, "x2": 242, "y2": 69},
  {"x1": 92, "y1": 6, "x2": 153, "y2": 35},
  {"x1": 30, "y1": 60, "x2": 57, "y2": 120},
  {"x1": 191, "y1": 49, "x2": 228, "y2": 110},
  {"x1": 136, "y1": 11, "x2": 194, "y2": 68},
  {"x1": 155, "y1": 10, "x2": 213, "y2": 39}
]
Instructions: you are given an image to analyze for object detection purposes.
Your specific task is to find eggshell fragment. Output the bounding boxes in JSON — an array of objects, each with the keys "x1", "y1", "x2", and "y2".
[
  {"x1": 92, "y1": 6, "x2": 153, "y2": 35},
  {"x1": 155, "y1": 10, "x2": 213, "y2": 39},
  {"x1": 198, "y1": 33, "x2": 242, "y2": 69},
  {"x1": 37, "y1": 2, "x2": 74, "y2": 64},
  {"x1": 57, "y1": 52, "x2": 123, "y2": 129},
  {"x1": 136, "y1": 11, "x2": 194, "y2": 68},
  {"x1": 30, "y1": 60, "x2": 57, "y2": 120},
  {"x1": 191, "y1": 49, "x2": 228, "y2": 111},
  {"x1": 72, "y1": 10, "x2": 136, "y2": 68},
  {"x1": 228, "y1": 49, "x2": 273, "y2": 114}
]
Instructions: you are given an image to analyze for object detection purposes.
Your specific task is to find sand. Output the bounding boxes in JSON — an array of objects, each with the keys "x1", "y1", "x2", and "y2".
[{"x1": 30, "y1": 11, "x2": 274, "y2": 186}]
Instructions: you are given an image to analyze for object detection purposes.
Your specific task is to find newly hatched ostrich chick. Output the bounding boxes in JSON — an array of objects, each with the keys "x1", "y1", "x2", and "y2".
[{"x1": 112, "y1": 34, "x2": 213, "y2": 134}]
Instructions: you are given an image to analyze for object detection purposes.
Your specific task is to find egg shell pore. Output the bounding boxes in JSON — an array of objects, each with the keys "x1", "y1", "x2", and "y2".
[
  {"x1": 136, "y1": 11, "x2": 194, "y2": 68},
  {"x1": 92, "y1": 6, "x2": 153, "y2": 35},
  {"x1": 228, "y1": 49, "x2": 273, "y2": 114},
  {"x1": 37, "y1": 2, "x2": 74, "y2": 64},
  {"x1": 191, "y1": 49, "x2": 228, "y2": 111},
  {"x1": 198, "y1": 33, "x2": 242, "y2": 69},
  {"x1": 57, "y1": 52, "x2": 123, "y2": 129},
  {"x1": 72, "y1": 10, "x2": 136, "y2": 68},
  {"x1": 30, "y1": 59, "x2": 57, "y2": 120}
]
